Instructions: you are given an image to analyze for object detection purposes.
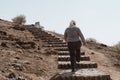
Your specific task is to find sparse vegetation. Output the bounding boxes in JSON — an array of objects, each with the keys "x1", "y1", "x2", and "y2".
[
  {"x1": 12, "y1": 15, "x2": 26, "y2": 25},
  {"x1": 114, "y1": 41, "x2": 120, "y2": 53},
  {"x1": 86, "y1": 38, "x2": 97, "y2": 43},
  {"x1": 1, "y1": 19, "x2": 120, "y2": 80}
]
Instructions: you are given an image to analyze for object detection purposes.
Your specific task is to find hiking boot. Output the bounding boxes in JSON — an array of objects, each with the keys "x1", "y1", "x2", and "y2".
[{"x1": 71, "y1": 70, "x2": 76, "y2": 74}]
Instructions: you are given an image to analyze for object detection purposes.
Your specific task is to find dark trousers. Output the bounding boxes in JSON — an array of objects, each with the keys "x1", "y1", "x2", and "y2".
[{"x1": 67, "y1": 41, "x2": 82, "y2": 71}]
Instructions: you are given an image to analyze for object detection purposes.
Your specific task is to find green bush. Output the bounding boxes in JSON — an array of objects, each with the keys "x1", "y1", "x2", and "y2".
[
  {"x1": 114, "y1": 42, "x2": 120, "y2": 53},
  {"x1": 12, "y1": 15, "x2": 26, "y2": 25}
]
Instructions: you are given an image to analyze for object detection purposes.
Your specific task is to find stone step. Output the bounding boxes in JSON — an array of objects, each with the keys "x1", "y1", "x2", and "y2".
[
  {"x1": 43, "y1": 44, "x2": 67, "y2": 47},
  {"x1": 36, "y1": 35, "x2": 54, "y2": 38},
  {"x1": 46, "y1": 42, "x2": 66, "y2": 44},
  {"x1": 42, "y1": 39, "x2": 63, "y2": 42},
  {"x1": 58, "y1": 61, "x2": 97, "y2": 69},
  {"x1": 55, "y1": 68, "x2": 111, "y2": 80},
  {"x1": 41, "y1": 38, "x2": 60, "y2": 41},
  {"x1": 39, "y1": 36, "x2": 55, "y2": 38},
  {"x1": 31, "y1": 32, "x2": 51, "y2": 36},
  {"x1": 32, "y1": 31, "x2": 51, "y2": 34},
  {"x1": 41, "y1": 35, "x2": 54, "y2": 37},
  {"x1": 57, "y1": 51, "x2": 85, "y2": 55},
  {"x1": 58, "y1": 55, "x2": 90, "y2": 61},
  {"x1": 42, "y1": 40, "x2": 63, "y2": 43},
  {"x1": 54, "y1": 47, "x2": 68, "y2": 51}
]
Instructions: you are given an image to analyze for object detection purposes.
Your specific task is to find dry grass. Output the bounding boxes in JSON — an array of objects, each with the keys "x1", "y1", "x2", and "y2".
[
  {"x1": 86, "y1": 38, "x2": 97, "y2": 43},
  {"x1": 12, "y1": 15, "x2": 26, "y2": 25},
  {"x1": 114, "y1": 41, "x2": 120, "y2": 53}
]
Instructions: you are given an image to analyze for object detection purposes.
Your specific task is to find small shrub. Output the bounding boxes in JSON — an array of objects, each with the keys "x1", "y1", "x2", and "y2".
[
  {"x1": 114, "y1": 42, "x2": 120, "y2": 53},
  {"x1": 86, "y1": 38, "x2": 97, "y2": 43},
  {"x1": 12, "y1": 15, "x2": 26, "y2": 25}
]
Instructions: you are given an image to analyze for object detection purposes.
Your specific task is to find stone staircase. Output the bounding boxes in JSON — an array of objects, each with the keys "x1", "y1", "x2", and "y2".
[{"x1": 25, "y1": 26, "x2": 111, "y2": 80}]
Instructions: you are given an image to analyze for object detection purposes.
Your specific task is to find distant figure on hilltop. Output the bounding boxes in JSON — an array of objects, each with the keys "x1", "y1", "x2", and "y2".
[
  {"x1": 64, "y1": 20, "x2": 86, "y2": 73},
  {"x1": 35, "y1": 22, "x2": 44, "y2": 29}
]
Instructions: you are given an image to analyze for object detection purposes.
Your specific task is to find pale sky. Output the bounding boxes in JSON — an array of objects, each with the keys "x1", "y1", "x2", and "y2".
[{"x1": 0, "y1": 0, "x2": 120, "y2": 46}]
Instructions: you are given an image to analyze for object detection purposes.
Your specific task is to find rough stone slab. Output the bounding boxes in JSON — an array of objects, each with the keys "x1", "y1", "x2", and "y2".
[
  {"x1": 42, "y1": 40, "x2": 63, "y2": 42},
  {"x1": 57, "y1": 51, "x2": 85, "y2": 55},
  {"x1": 52, "y1": 69, "x2": 111, "y2": 80},
  {"x1": 41, "y1": 38, "x2": 60, "y2": 41},
  {"x1": 58, "y1": 61, "x2": 97, "y2": 69},
  {"x1": 40, "y1": 36, "x2": 55, "y2": 39},
  {"x1": 38, "y1": 36, "x2": 55, "y2": 38},
  {"x1": 42, "y1": 39, "x2": 63, "y2": 42},
  {"x1": 43, "y1": 44, "x2": 67, "y2": 47},
  {"x1": 55, "y1": 47, "x2": 68, "y2": 49},
  {"x1": 54, "y1": 47, "x2": 69, "y2": 51},
  {"x1": 46, "y1": 42, "x2": 66, "y2": 44},
  {"x1": 58, "y1": 55, "x2": 90, "y2": 61}
]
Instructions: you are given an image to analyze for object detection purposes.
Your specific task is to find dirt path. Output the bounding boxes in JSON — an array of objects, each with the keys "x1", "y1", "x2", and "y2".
[{"x1": 82, "y1": 46, "x2": 120, "y2": 80}]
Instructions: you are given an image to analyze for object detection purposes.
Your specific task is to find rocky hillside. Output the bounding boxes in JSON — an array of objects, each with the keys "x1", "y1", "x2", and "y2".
[
  {"x1": 0, "y1": 19, "x2": 58, "y2": 80},
  {"x1": 0, "y1": 19, "x2": 120, "y2": 80},
  {"x1": 85, "y1": 41, "x2": 120, "y2": 80}
]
